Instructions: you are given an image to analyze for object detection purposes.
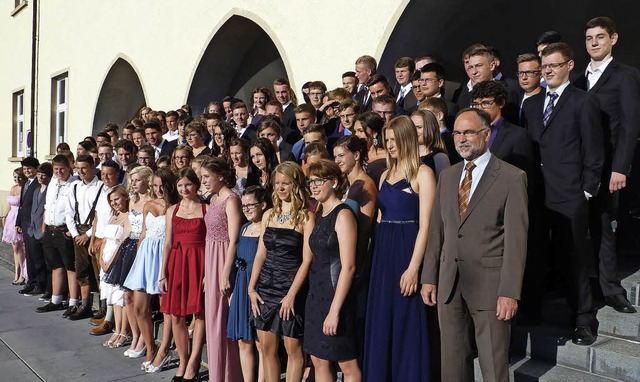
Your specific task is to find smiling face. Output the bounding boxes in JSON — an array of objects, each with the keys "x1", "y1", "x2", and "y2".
[
  {"x1": 145, "y1": 128, "x2": 162, "y2": 146},
  {"x1": 395, "y1": 66, "x2": 411, "y2": 86},
  {"x1": 233, "y1": 107, "x2": 248, "y2": 128},
  {"x1": 253, "y1": 92, "x2": 267, "y2": 109},
  {"x1": 333, "y1": 146, "x2": 357, "y2": 175},
  {"x1": 585, "y1": 26, "x2": 617, "y2": 62},
  {"x1": 308, "y1": 175, "x2": 336, "y2": 203},
  {"x1": 177, "y1": 176, "x2": 197, "y2": 199},
  {"x1": 173, "y1": 150, "x2": 191, "y2": 170},
  {"x1": 117, "y1": 148, "x2": 134, "y2": 167},
  {"x1": 342, "y1": 76, "x2": 357, "y2": 94},
  {"x1": 465, "y1": 54, "x2": 495, "y2": 86},
  {"x1": 132, "y1": 132, "x2": 145, "y2": 148},
  {"x1": 241, "y1": 194, "x2": 265, "y2": 222},
  {"x1": 273, "y1": 171, "x2": 293, "y2": 202},
  {"x1": 200, "y1": 167, "x2": 222, "y2": 193},
  {"x1": 101, "y1": 166, "x2": 120, "y2": 189},
  {"x1": 75, "y1": 161, "x2": 94, "y2": 183},
  {"x1": 109, "y1": 191, "x2": 128, "y2": 213},
  {"x1": 453, "y1": 111, "x2": 490, "y2": 161},
  {"x1": 152, "y1": 176, "x2": 164, "y2": 199},
  {"x1": 53, "y1": 163, "x2": 70, "y2": 181},
  {"x1": 274, "y1": 84, "x2": 291, "y2": 105},
  {"x1": 213, "y1": 126, "x2": 225, "y2": 147}
]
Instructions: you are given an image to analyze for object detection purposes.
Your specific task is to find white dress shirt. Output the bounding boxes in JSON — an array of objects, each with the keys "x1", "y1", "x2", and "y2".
[
  {"x1": 65, "y1": 176, "x2": 104, "y2": 238},
  {"x1": 396, "y1": 83, "x2": 413, "y2": 102},
  {"x1": 585, "y1": 56, "x2": 613, "y2": 90},
  {"x1": 44, "y1": 176, "x2": 78, "y2": 227},
  {"x1": 163, "y1": 129, "x2": 179, "y2": 142},
  {"x1": 459, "y1": 150, "x2": 492, "y2": 200},
  {"x1": 93, "y1": 185, "x2": 115, "y2": 239}
]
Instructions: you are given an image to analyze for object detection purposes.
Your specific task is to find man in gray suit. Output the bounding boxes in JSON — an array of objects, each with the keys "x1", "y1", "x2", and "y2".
[
  {"x1": 421, "y1": 108, "x2": 529, "y2": 382},
  {"x1": 28, "y1": 163, "x2": 52, "y2": 299}
]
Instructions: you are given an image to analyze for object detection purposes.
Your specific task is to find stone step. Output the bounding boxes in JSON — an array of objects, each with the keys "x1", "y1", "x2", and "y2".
[
  {"x1": 541, "y1": 297, "x2": 640, "y2": 340},
  {"x1": 474, "y1": 357, "x2": 624, "y2": 382},
  {"x1": 511, "y1": 324, "x2": 640, "y2": 381}
]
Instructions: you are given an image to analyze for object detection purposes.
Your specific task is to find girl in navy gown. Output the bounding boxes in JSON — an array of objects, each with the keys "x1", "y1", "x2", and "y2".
[{"x1": 363, "y1": 116, "x2": 437, "y2": 381}]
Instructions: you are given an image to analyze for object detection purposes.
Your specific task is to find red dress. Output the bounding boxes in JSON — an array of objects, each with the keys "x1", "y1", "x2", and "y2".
[{"x1": 160, "y1": 201, "x2": 206, "y2": 316}]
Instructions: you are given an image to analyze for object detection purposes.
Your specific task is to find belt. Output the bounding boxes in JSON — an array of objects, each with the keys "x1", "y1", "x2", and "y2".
[
  {"x1": 379, "y1": 219, "x2": 418, "y2": 224},
  {"x1": 45, "y1": 224, "x2": 67, "y2": 232}
]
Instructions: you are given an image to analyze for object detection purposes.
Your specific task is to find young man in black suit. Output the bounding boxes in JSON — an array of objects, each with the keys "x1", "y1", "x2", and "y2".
[
  {"x1": 17, "y1": 156, "x2": 46, "y2": 296},
  {"x1": 353, "y1": 55, "x2": 377, "y2": 112},
  {"x1": 574, "y1": 16, "x2": 640, "y2": 314},
  {"x1": 273, "y1": 78, "x2": 299, "y2": 144},
  {"x1": 145, "y1": 120, "x2": 177, "y2": 160},
  {"x1": 522, "y1": 42, "x2": 604, "y2": 345}
]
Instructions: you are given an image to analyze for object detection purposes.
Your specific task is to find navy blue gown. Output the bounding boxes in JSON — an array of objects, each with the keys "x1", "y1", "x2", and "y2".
[{"x1": 364, "y1": 179, "x2": 430, "y2": 381}]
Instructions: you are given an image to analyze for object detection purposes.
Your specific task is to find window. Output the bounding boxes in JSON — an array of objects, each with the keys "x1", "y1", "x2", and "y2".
[
  {"x1": 12, "y1": 90, "x2": 26, "y2": 157},
  {"x1": 51, "y1": 73, "x2": 68, "y2": 153},
  {"x1": 11, "y1": 0, "x2": 28, "y2": 16}
]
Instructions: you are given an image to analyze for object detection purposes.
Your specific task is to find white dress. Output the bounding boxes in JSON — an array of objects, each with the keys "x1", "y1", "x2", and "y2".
[{"x1": 100, "y1": 223, "x2": 125, "y2": 306}]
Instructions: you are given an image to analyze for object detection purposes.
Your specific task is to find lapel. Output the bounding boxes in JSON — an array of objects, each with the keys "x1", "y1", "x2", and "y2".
[
  {"x1": 588, "y1": 59, "x2": 617, "y2": 93},
  {"x1": 542, "y1": 85, "x2": 572, "y2": 134},
  {"x1": 490, "y1": 121, "x2": 507, "y2": 155},
  {"x1": 460, "y1": 155, "x2": 499, "y2": 227}
]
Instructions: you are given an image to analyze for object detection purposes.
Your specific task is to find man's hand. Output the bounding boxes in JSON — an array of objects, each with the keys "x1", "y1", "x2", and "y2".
[
  {"x1": 421, "y1": 284, "x2": 437, "y2": 306},
  {"x1": 496, "y1": 296, "x2": 518, "y2": 321},
  {"x1": 74, "y1": 233, "x2": 89, "y2": 246},
  {"x1": 609, "y1": 172, "x2": 627, "y2": 193}
]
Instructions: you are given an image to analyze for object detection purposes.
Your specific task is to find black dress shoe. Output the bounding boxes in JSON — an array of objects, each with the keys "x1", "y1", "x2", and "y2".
[
  {"x1": 171, "y1": 376, "x2": 183, "y2": 382},
  {"x1": 68, "y1": 304, "x2": 93, "y2": 321},
  {"x1": 572, "y1": 326, "x2": 597, "y2": 346},
  {"x1": 18, "y1": 284, "x2": 35, "y2": 294},
  {"x1": 605, "y1": 294, "x2": 637, "y2": 313},
  {"x1": 62, "y1": 305, "x2": 78, "y2": 318},
  {"x1": 24, "y1": 286, "x2": 46, "y2": 296},
  {"x1": 36, "y1": 302, "x2": 65, "y2": 313}
]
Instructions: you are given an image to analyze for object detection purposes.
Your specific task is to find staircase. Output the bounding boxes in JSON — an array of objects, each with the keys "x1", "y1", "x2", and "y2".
[{"x1": 475, "y1": 258, "x2": 640, "y2": 382}]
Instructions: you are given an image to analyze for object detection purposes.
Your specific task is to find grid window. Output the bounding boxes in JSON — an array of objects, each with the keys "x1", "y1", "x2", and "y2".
[
  {"x1": 52, "y1": 74, "x2": 69, "y2": 152},
  {"x1": 12, "y1": 90, "x2": 25, "y2": 157}
]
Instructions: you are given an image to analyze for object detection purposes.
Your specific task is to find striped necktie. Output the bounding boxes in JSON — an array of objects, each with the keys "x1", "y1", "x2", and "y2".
[
  {"x1": 543, "y1": 92, "x2": 558, "y2": 127},
  {"x1": 459, "y1": 161, "x2": 476, "y2": 219}
]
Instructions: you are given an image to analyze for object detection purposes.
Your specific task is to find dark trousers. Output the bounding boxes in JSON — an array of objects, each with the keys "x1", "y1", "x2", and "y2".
[
  {"x1": 24, "y1": 233, "x2": 46, "y2": 289},
  {"x1": 589, "y1": 191, "x2": 625, "y2": 297},
  {"x1": 547, "y1": 203, "x2": 595, "y2": 327}
]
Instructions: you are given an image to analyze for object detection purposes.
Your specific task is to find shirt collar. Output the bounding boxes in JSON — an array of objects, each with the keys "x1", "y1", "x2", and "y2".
[
  {"x1": 546, "y1": 80, "x2": 571, "y2": 98},
  {"x1": 585, "y1": 56, "x2": 614, "y2": 76},
  {"x1": 464, "y1": 150, "x2": 491, "y2": 169}
]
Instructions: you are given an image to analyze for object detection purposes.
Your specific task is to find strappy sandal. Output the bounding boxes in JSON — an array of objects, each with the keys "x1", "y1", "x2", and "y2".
[
  {"x1": 103, "y1": 332, "x2": 119, "y2": 347},
  {"x1": 109, "y1": 333, "x2": 131, "y2": 348}
]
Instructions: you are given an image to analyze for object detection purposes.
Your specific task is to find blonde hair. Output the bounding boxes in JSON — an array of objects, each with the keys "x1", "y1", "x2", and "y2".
[
  {"x1": 384, "y1": 115, "x2": 421, "y2": 182},
  {"x1": 269, "y1": 162, "x2": 310, "y2": 228},
  {"x1": 128, "y1": 165, "x2": 155, "y2": 203}
]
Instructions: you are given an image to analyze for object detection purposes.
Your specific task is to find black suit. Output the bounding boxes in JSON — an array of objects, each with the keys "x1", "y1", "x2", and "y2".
[
  {"x1": 17, "y1": 179, "x2": 45, "y2": 289},
  {"x1": 574, "y1": 60, "x2": 640, "y2": 297},
  {"x1": 522, "y1": 84, "x2": 604, "y2": 327},
  {"x1": 490, "y1": 119, "x2": 536, "y2": 192},
  {"x1": 354, "y1": 87, "x2": 372, "y2": 112},
  {"x1": 158, "y1": 139, "x2": 178, "y2": 158},
  {"x1": 457, "y1": 78, "x2": 522, "y2": 124},
  {"x1": 281, "y1": 103, "x2": 299, "y2": 145},
  {"x1": 240, "y1": 126, "x2": 257, "y2": 143}
]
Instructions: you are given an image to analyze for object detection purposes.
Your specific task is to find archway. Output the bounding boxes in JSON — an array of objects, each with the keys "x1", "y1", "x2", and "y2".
[
  {"x1": 187, "y1": 15, "x2": 288, "y2": 118},
  {"x1": 92, "y1": 57, "x2": 146, "y2": 136}
]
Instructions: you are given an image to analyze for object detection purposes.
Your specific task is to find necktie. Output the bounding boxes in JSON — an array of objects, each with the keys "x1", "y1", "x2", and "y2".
[
  {"x1": 459, "y1": 161, "x2": 476, "y2": 219},
  {"x1": 543, "y1": 92, "x2": 558, "y2": 127}
]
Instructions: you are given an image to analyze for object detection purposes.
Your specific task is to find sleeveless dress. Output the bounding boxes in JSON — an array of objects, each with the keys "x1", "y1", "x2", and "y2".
[
  {"x1": 123, "y1": 211, "x2": 166, "y2": 294},
  {"x1": 100, "y1": 223, "x2": 125, "y2": 306},
  {"x1": 227, "y1": 222, "x2": 259, "y2": 341},
  {"x1": 204, "y1": 193, "x2": 242, "y2": 382},
  {"x1": 364, "y1": 179, "x2": 430, "y2": 382},
  {"x1": 253, "y1": 225, "x2": 306, "y2": 338},
  {"x1": 2, "y1": 195, "x2": 23, "y2": 244},
  {"x1": 160, "y1": 201, "x2": 206, "y2": 316},
  {"x1": 304, "y1": 204, "x2": 358, "y2": 361},
  {"x1": 103, "y1": 209, "x2": 143, "y2": 287}
]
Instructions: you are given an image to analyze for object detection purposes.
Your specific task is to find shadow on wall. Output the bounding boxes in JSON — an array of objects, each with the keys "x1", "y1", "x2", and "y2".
[
  {"x1": 187, "y1": 15, "x2": 288, "y2": 118},
  {"x1": 92, "y1": 58, "x2": 146, "y2": 136},
  {"x1": 377, "y1": 0, "x2": 640, "y2": 83}
]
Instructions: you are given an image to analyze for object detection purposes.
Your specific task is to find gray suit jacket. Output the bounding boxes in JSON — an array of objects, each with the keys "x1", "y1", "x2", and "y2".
[
  {"x1": 28, "y1": 185, "x2": 48, "y2": 240},
  {"x1": 421, "y1": 154, "x2": 528, "y2": 310}
]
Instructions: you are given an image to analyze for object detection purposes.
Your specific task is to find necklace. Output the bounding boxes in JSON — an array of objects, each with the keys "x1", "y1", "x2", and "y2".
[
  {"x1": 182, "y1": 203, "x2": 197, "y2": 216},
  {"x1": 277, "y1": 211, "x2": 291, "y2": 224}
]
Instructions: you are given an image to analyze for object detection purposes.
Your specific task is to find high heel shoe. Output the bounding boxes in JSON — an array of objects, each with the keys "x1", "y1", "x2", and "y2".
[
  {"x1": 146, "y1": 351, "x2": 172, "y2": 373},
  {"x1": 127, "y1": 345, "x2": 146, "y2": 359},
  {"x1": 141, "y1": 348, "x2": 158, "y2": 371},
  {"x1": 109, "y1": 334, "x2": 131, "y2": 349},
  {"x1": 102, "y1": 333, "x2": 119, "y2": 347}
]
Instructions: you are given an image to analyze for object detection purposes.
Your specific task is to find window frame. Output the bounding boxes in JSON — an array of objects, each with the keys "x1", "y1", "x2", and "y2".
[{"x1": 51, "y1": 73, "x2": 69, "y2": 154}]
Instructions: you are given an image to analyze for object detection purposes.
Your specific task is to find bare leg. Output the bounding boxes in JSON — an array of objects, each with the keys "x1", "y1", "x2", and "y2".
[
  {"x1": 311, "y1": 357, "x2": 333, "y2": 382},
  {"x1": 51, "y1": 268, "x2": 66, "y2": 296},
  {"x1": 257, "y1": 330, "x2": 280, "y2": 382},
  {"x1": 256, "y1": 340, "x2": 265, "y2": 382},
  {"x1": 238, "y1": 340, "x2": 256, "y2": 382},
  {"x1": 134, "y1": 291, "x2": 156, "y2": 361},
  {"x1": 151, "y1": 312, "x2": 174, "y2": 367},
  {"x1": 12, "y1": 243, "x2": 24, "y2": 281},
  {"x1": 125, "y1": 290, "x2": 142, "y2": 351},
  {"x1": 171, "y1": 315, "x2": 189, "y2": 378},
  {"x1": 183, "y1": 314, "x2": 205, "y2": 379},
  {"x1": 339, "y1": 359, "x2": 361, "y2": 382},
  {"x1": 283, "y1": 337, "x2": 304, "y2": 382},
  {"x1": 67, "y1": 271, "x2": 79, "y2": 300}
]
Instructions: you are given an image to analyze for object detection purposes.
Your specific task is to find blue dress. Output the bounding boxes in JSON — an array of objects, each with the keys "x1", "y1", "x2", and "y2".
[
  {"x1": 227, "y1": 222, "x2": 259, "y2": 341},
  {"x1": 364, "y1": 179, "x2": 430, "y2": 381}
]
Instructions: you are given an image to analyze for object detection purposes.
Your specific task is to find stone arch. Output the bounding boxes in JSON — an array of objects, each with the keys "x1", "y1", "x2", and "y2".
[
  {"x1": 92, "y1": 56, "x2": 146, "y2": 136},
  {"x1": 186, "y1": 12, "x2": 290, "y2": 117}
]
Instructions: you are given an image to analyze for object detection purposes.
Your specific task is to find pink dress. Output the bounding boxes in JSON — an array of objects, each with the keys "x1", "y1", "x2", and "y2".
[
  {"x1": 204, "y1": 193, "x2": 242, "y2": 381},
  {"x1": 3, "y1": 195, "x2": 23, "y2": 244}
]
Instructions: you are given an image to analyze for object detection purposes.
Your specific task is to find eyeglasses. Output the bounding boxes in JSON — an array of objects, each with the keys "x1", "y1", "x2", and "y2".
[
  {"x1": 516, "y1": 70, "x2": 541, "y2": 78},
  {"x1": 307, "y1": 177, "x2": 332, "y2": 187},
  {"x1": 470, "y1": 100, "x2": 496, "y2": 109},
  {"x1": 241, "y1": 202, "x2": 261, "y2": 211},
  {"x1": 540, "y1": 61, "x2": 568, "y2": 71},
  {"x1": 452, "y1": 128, "x2": 488, "y2": 138}
]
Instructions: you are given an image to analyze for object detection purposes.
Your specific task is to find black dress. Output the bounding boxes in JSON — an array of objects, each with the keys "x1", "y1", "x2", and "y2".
[
  {"x1": 304, "y1": 204, "x2": 358, "y2": 361},
  {"x1": 253, "y1": 226, "x2": 306, "y2": 338}
]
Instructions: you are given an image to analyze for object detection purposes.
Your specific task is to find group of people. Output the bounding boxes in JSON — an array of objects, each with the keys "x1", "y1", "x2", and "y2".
[{"x1": 2, "y1": 15, "x2": 639, "y2": 382}]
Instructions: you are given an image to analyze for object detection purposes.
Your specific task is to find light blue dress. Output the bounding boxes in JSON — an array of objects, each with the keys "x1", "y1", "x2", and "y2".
[{"x1": 123, "y1": 212, "x2": 166, "y2": 294}]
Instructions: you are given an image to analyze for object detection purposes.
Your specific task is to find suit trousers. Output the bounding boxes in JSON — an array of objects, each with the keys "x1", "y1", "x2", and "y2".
[
  {"x1": 24, "y1": 234, "x2": 46, "y2": 289},
  {"x1": 547, "y1": 203, "x2": 595, "y2": 326},
  {"x1": 438, "y1": 273, "x2": 511, "y2": 382},
  {"x1": 589, "y1": 191, "x2": 625, "y2": 297}
]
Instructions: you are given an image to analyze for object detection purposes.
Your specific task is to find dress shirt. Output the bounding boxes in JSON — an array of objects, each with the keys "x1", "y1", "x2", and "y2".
[
  {"x1": 396, "y1": 83, "x2": 413, "y2": 102},
  {"x1": 44, "y1": 176, "x2": 78, "y2": 226},
  {"x1": 585, "y1": 56, "x2": 614, "y2": 90},
  {"x1": 65, "y1": 176, "x2": 104, "y2": 238},
  {"x1": 543, "y1": 80, "x2": 570, "y2": 111},
  {"x1": 459, "y1": 150, "x2": 492, "y2": 199},
  {"x1": 93, "y1": 185, "x2": 114, "y2": 239},
  {"x1": 163, "y1": 129, "x2": 179, "y2": 142},
  {"x1": 466, "y1": 79, "x2": 473, "y2": 92}
]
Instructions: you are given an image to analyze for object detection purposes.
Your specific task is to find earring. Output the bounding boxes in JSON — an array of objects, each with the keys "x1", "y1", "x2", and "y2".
[
  {"x1": 373, "y1": 137, "x2": 378, "y2": 146},
  {"x1": 332, "y1": 184, "x2": 337, "y2": 189}
]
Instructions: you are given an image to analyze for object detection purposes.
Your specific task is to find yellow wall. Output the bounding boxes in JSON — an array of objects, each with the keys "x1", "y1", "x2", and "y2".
[{"x1": 0, "y1": 0, "x2": 409, "y2": 201}]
